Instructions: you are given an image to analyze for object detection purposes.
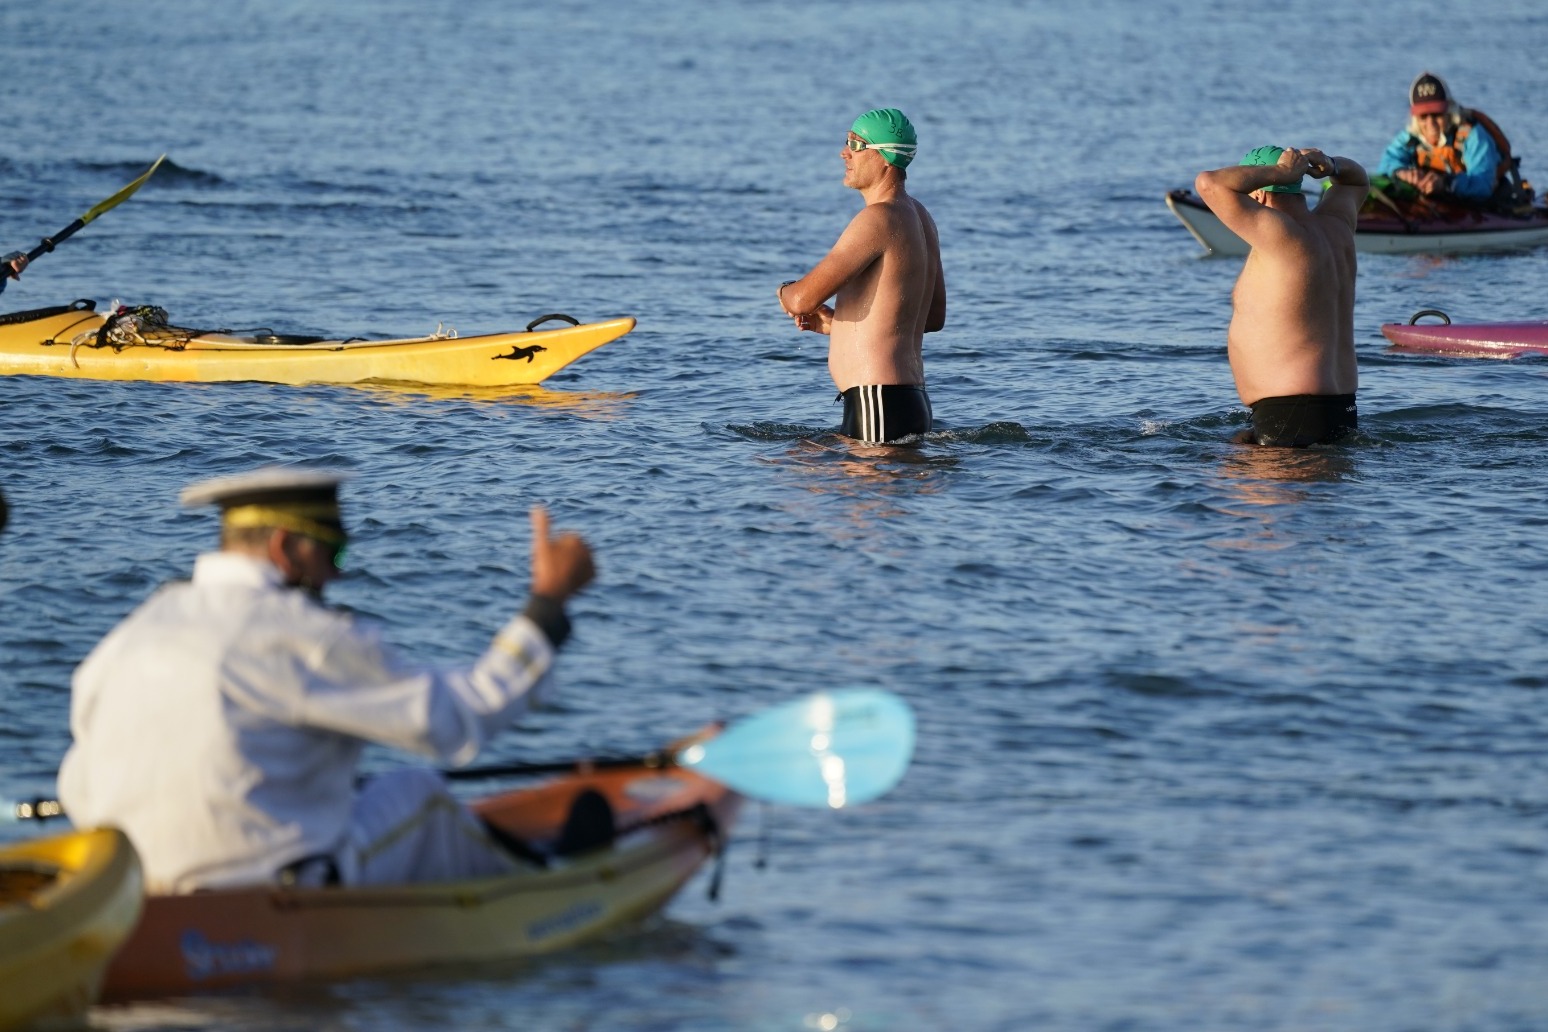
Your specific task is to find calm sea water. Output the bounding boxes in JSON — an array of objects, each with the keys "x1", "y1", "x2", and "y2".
[{"x1": 4, "y1": 1, "x2": 1548, "y2": 1030}]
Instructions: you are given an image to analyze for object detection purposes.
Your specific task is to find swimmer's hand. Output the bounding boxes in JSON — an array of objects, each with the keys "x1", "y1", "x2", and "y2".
[
  {"x1": 1302, "y1": 149, "x2": 1333, "y2": 179},
  {"x1": 779, "y1": 280, "x2": 833, "y2": 334},
  {"x1": 792, "y1": 304, "x2": 833, "y2": 335},
  {"x1": 1277, "y1": 147, "x2": 1315, "y2": 183}
]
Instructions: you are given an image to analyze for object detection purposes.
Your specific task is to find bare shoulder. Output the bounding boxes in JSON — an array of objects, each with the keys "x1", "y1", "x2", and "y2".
[
  {"x1": 856, "y1": 197, "x2": 911, "y2": 225},
  {"x1": 906, "y1": 193, "x2": 936, "y2": 219},
  {"x1": 835, "y1": 200, "x2": 889, "y2": 239},
  {"x1": 1311, "y1": 186, "x2": 1362, "y2": 231},
  {"x1": 909, "y1": 195, "x2": 940, "y2": 236},
  {"x1": 840, "y1": 199, "x2": 919, "y2": 250},
  {"x1": 870, "y1": 195, "x2": 938, "y2": 238}
]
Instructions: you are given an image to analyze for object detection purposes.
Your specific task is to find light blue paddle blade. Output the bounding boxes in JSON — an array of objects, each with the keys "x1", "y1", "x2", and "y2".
[{"x1": 675, "y1": 689, "x2": 915, "y2": 808}]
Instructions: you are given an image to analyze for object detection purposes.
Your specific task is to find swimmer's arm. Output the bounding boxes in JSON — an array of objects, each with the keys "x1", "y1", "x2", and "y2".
[
  {"x1": 1197, "y1": 147, "x2": 1309, "y2": 196},
  {"x1": 925, "y1": 267, "x2": 946, "y2": 333},
  {"x1": 1306, "y1": 153, "x2": 1368, "y2": 229},
  {"x1": 1194, "y1": 163, "x2": 1300, "y2": 247},
  {"x1": 778, "y1": 208, "x2": 884, "y2": 317},
  {"x1": 923, "y1": 211, "x2": 946, "y2": 333}
]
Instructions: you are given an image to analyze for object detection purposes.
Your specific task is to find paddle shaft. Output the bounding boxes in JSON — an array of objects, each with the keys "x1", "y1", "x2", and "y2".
[
  {"x1": 24, "y1": 217, "x2": 89, "y2": 263},
  {"x1": 6, "y1": 756, "x2": 662, "y2": 821},
  {"x1": 7, "y1": 688, "x2": 913, "y2": 820},
  {"x1": 442, "y1": 752, "x2": 673, "y2": 781}
]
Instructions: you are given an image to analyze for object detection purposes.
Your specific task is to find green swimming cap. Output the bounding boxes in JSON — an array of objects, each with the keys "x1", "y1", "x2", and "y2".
[
  {"x1": 1240, "y1": 144, "x2": 1301, "y2": 194},
  {"x1": 850, "y1": 108, "x2": 917, "y2": 169}
]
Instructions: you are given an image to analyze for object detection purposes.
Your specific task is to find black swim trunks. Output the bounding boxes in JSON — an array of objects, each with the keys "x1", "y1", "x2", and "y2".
[
  {"x1": 1245, "y1": 393, "x2": 1358, "y2": 448},
  {"x1": 838, "y1": 385, "x2": 933, "y2": 443}
]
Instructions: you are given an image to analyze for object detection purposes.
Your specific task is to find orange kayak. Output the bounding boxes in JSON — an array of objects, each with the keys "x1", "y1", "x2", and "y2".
[{"x1": 100, "y1": 763, "x2": 739, "y2": 999}]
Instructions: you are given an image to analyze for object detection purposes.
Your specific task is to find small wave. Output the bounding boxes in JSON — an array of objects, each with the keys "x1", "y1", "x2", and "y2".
[
  {"x1": 716, "y1": 420, "x2": 823, "y2": 441},
  {"x1": 716, "y1": 420, "x2": 1033, "y2": 447},
  {"x1": 1365, "y1": 403, "x2": 1548, "y2": 444},
  {"x1": 78, "y1": 156, "x2": 225, "y2": 188},
  {"x1": 934, "y1": 421, "x2": 1033, "y2": 444}
]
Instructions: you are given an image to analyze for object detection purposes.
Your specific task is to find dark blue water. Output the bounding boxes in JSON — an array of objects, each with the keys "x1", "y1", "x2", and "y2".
[{"x1": 4, "y1": 1, "x2": 1548, "y2": 1029}]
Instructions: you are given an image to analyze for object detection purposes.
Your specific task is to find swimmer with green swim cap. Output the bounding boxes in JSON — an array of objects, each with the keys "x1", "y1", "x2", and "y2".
[
  {"x1": 1240, "y1": 145, "x2": 1303, "y2": 193},
  {"x1": 1193, "y1": 144, "x2": 1369, "y2": 448},
  {"x1": 775, "y1": 107, "x2": 946, "y2": 444},
  {"x1": 848, "y1": 108, "x2": 918, "y2": 169}
]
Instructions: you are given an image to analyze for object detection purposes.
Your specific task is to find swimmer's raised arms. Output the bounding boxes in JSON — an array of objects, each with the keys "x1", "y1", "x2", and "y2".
[{"x1": 1194, "y1": 144, "x2": 1368, "y2": 448}]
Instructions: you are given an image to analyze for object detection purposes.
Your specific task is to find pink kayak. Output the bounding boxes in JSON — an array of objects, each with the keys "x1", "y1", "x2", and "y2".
[{"x1": 1381, "y1": 311, "x2": 1548, "y2": 358}]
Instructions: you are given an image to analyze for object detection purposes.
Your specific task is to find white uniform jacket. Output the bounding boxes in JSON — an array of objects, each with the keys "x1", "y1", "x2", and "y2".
[{"x1": 58, "y1": 552, "x2": 559, "y2": 893}]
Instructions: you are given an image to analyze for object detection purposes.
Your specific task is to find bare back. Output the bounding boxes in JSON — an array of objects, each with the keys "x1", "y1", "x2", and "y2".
[
  {"x1": 1195, "y1": 151, "x2": 1366, "y2": 409},
  {"x1": 1227, "y1": 202, "x2": 1358, "y2": 405}
]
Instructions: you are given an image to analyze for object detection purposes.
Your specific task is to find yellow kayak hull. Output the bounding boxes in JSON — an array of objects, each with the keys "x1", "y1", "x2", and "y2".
[
  {"x1": 0, "y1": 828, "x2": 143, "y2": 1031},
  {"x1": 100, "y1": 765, "x2": 739, "y2": 999},
  {"x1": 0, "y1": 304, "x2": 634, "y2": 387}
]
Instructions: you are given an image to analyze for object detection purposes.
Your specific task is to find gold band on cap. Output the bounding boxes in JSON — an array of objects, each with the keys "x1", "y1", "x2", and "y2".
[{"x1": 222, "y1": 504, "x2": 347, "y2": 545}]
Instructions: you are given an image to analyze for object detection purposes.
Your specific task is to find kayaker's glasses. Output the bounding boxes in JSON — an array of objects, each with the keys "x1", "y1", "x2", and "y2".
[{"x1": 303, "y1": 534, "x2": 346, "y2": 571}]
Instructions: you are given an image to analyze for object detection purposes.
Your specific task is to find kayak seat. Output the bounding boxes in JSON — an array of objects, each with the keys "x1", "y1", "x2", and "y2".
[
  {"x1": 480, "y1": 820, "x2": 551, "y2": 868},
  {"x1": 480, "y1": 788, "x2": 616, "y2": 867},
  {"x1": 552, "y1": 789, "x2": 617, "y2": 858}
]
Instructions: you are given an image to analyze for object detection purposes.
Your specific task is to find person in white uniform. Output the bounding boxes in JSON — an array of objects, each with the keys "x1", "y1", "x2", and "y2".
[{"x1": 58, "y1": 467, "x2": 600, "y2": 894}]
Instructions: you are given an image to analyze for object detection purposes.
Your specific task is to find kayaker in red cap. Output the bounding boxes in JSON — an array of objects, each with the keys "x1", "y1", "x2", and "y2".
[
  {"x1": 1376, "y1": 72, "x2": 1528, "y2": 208},
  {"x1": 57, "y1": 467, "x2": 608, "y2": 893},
  {"x1": 1195, "y1": 145, "x2": 1369, "y2": 448}
]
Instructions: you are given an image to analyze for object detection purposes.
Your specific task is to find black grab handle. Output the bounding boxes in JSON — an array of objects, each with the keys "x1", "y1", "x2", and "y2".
[
  {"x1": 1408, "y1": 309, "x2": 1451, "y2": 326},
  {"x1": 525, "y1": 313, "x2": 581, "y2": 331}
]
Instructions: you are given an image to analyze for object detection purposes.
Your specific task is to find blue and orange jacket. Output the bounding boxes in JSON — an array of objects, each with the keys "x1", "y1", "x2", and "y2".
[{"x1": 1377, "y1": 113, "x2": 1505, "y2": 202}]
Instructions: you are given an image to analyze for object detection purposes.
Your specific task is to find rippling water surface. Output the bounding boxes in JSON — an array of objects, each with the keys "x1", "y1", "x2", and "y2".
[{"x1": 4, "y1": 1, "x2": 1548, "y2": 1030}]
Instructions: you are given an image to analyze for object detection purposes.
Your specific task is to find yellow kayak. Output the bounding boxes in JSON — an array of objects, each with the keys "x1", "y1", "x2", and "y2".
[
  {"x1": 0, "y1": 301, "x2": 634, "y2": 387},
  {"x1": 0, "y1": 828, "x2": 143, "y2": 1031}
]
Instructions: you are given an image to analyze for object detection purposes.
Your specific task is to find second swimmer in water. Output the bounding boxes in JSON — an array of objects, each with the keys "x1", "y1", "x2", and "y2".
[
  {"x1": 778, "y1": 108, "x2": 947, "y2": 444},
  {"x1": 1195, "y1": 145, "x2": 1369, "y2": 448}
]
